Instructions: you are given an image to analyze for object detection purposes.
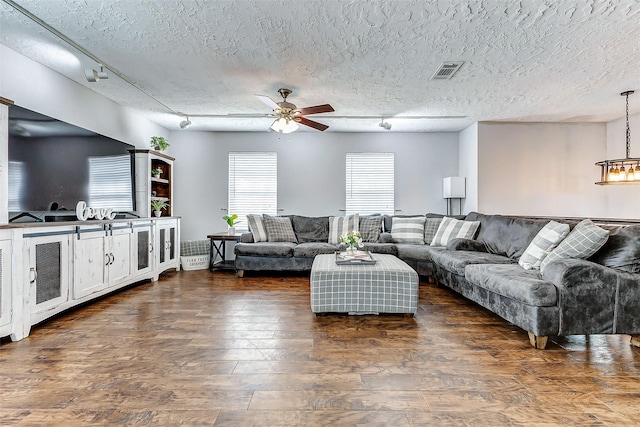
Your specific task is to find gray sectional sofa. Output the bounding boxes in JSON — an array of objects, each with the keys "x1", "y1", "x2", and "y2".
[{"x1": 234, "y1": 212, "x2": 640, "y2": 349}]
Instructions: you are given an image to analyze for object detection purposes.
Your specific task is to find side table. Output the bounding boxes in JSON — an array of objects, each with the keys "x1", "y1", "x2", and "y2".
[{"x1": 207, "y1": 232, "x2": 242, "y2": 271}]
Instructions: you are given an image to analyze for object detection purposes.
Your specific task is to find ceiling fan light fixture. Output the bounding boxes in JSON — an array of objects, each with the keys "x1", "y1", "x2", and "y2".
[{"x1": 270, "y1": 117, "x2": 299, "y2": 134}]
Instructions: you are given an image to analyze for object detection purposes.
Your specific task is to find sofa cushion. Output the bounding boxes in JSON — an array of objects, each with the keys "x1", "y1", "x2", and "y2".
[
  {"x1": 518, "y1": 221, "x2": 570, "y2": 270},
  {"x1": 359, "y1": 215, "x2": 383, "y2": 242},
  {"x1": 391, "y1": 216, "x2": 426, "y2": 244},
  {"x1": 431, "y1": 217, "x2": 480, "y2": 247},
  {"x1": 424, "y1": 217, "x2": 443, "y2": 245},
  {"x1": 465, "y1": 264, "x2": 558, "y2": 307},
  {"x1": 247, "y1": 214, "x2": 268, "y2": 243},
  {"x1": 328, "y1": 214, "x2": 359, "y2": 244},
  {"x1": 234, "y1": 242, "x2": 296, "y2": 257},
  {"x1": 465, "y1": 212, "x2": 549, "y2": 259},
  {"x1": 263, "y1": 214, "x2": 297, "y2": 243},
  {"x1": 293, "y1": 242, "x2": 339, "y2": 258},
  {"x1": 362, "y1": 242, "x2": 398, "y2": 256},
  {"x1": 291, "y1": 215, "x2": 329, "y2": 243},
  {"x1": 430, "y1": 250, "x2": 515, "y2": 276},
  {"x1": 540, "y1": 219, "x2": 609, "y2": 274},
  {"x1": 589, "y1": 225, "x2": 640, "y2": 273},
  {"x1": 395, "y1": 244, "x2": 444, "y2": 261}
]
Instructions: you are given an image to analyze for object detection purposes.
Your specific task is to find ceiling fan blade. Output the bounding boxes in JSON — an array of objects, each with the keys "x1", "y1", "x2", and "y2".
[
  {"x1": 256, "y1": 95, "x2": 279, "y2": 110},
  {"x1": 299, "y1": 117, "x2": 329, "y2": 131},
  {"x1": 299, "y1": 104, "x2": 335, "y2": 115}
]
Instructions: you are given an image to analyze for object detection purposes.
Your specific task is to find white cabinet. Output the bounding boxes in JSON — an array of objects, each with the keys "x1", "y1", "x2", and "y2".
[
  {"x1": 155, "y1": 218, "x2": 180, "y2": 275},
  {"x1": 26, "y1": 231, "x2": 71, "y2": 319},
  {"x1": 0, "y1": 238, "x2": 12, "y2": 335},
  {"x1": 132, "y1": 222, "x2": 153, "y2": 277},
  {"x1": 73, "y1": 224, "x2": 132, "y2": 299}
]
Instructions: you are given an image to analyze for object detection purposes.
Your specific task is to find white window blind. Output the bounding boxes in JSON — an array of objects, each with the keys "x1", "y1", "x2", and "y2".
[
  {"x1": 88, "y1": 154, "x2": 134, "y2": 211},
  {"x1": 346, "y1": 152, "x2": 394, "y2": 215},
  {"x1": 8, "y1": 161, "x2": 24, "y2": 212},
  {"x1": 229, "y1": 152, "x2": 277, "y2": 229}
]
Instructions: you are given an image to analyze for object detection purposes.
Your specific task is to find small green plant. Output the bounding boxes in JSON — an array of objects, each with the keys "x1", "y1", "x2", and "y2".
[
  {"x1": 151, "y1": 167, "x2": 162, "y2": 176},
  {"x1": 223, "y1": 213, "x2": 239, "y2": 227},
  {"x1": 150, "y1": 136, "x2": 170, "y2": 151},
  {"x1": 151, "y1": 199, "x2": 169, "y2": 212}
]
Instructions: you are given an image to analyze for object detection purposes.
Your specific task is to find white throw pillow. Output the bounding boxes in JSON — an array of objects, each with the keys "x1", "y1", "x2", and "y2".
[
  {"x1": 430, "y1": 217, "x2": 480, "y2": 247},
  {"x1": 518, "y1": 221, "x2": 570, "y2": 270},
  {"x1": 328, "y1": 214, "x2": 359, "y2": 244},
  {"x1": 246, "y1": 214, "x2": 268, "y2": 243},
  {"x1": 391, "y1": 216, "x2": 426, "y2": 244}
]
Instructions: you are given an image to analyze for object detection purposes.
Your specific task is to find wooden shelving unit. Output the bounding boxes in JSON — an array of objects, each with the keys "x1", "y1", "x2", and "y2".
[{"x1": 134, "y1": 150, "x2": 175, "y2": 218}]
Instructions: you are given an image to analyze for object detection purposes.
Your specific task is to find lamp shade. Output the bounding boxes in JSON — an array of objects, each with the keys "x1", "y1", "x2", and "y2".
[{"x1": 443, "y1": 177, "x2": 466, "y2": 198}]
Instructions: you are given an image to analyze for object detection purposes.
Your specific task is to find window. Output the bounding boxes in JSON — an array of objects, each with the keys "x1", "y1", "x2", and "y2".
[
  {"x1": 88, "y1": 154, "x2": 134, "y2": 210},
  {"x1": 8, "y1": 161, "x2": 24, "y2": 212},
  {"x1": 228, "y1": 152, "x2": 277, "y2": 229},
  {"x1": 346, "y1": 152, "x2": 394, "y2": 215}
]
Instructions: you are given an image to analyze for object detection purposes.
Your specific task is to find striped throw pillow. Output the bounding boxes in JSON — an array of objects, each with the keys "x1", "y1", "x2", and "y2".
[
  {"x1": 328, "y1": 214, "x2": 359, "y2": 244},
  {"x1": 391, "y1": 216, "x2": 426, "y2": 244},
  {"x1": 246, "y1": 214, "x2": 268, "y2": 243},
  {"x1": 540, "y1": 219, "x2": 609, "y2": 274},
  {"x1": 430, "y1": 217, "x2": 480, "y2": 247},
  {"x1": 518, "y1": 221, "x2": 570, "y2": 270}
]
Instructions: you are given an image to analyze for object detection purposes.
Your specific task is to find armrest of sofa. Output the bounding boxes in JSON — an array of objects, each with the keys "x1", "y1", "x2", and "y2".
[
  {"x1": 541, "y1": 258, "x2": 620, "y2": 335},
  {"x1": 446, "y1": 238, "x2": 488, "y2": 252},
  {"x1": 240, "y1": 232, "x2": 254, "y2": 243}
]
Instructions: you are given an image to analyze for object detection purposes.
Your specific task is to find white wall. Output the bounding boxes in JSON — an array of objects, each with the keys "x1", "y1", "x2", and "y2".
[
  {"x1": 458, "y1": 123, "x2": 478, "y2": 214},
  {"x1": 605, "y1": 111, "x2": 640, "y2": 219},
  {"x1": 0, "y1": 45, "x2": 167, "y2": 147},
  {"x1": 169, "y1": 130, "x2": 459, "y2": 241},
  {"x1": 475, "y1": 122, "x2": 608, "y2": 218}
]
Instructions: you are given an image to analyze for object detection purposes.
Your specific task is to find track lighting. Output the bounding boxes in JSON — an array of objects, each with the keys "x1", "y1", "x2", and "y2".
[
  {"x1": 84, "y1": 64, "x2": 108, "y2": 82},
  {"x1": 179, "y1": 116, "x2": 192, "y2": 129},
  {"x1": 379, "y1": 119, "x2": 391, "y2": 130}
]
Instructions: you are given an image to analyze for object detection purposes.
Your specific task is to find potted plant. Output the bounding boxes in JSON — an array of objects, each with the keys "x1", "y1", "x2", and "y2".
[
  {"x1": 151, "y1": 199, "x2": 169, "y2": 217},
  {"x1": 150, "y1": 136, "x2": 170, "y2": 151},
  {"x1": 151, "y1": 167, "x2": 162, "y2": 178},
  {"x1": 223, "y1": 213, "x2": 239, "y2": 235}
]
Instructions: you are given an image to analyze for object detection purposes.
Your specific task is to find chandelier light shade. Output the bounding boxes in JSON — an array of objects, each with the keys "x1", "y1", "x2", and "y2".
[
  {"x1": 270, "y1": 117, "x2": 299, "y2": 134},
  {"x1": 596, "y1": 90, "x2": 639, "y2": 185}
]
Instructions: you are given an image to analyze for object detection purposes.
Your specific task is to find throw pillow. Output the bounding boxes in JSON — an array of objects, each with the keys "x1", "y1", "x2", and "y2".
[
  {"x1": 424, "y1": 217, "x2": 443, "y2": 245},
  {"x1": 263, "y1": 214, "x2": 297, "y2": 243},
  {"x1": 589, "y1": 225, "x2": 640, "y2": 274},
  {"x1": 391, "y1": 216, "x2": 426, "y2": 244},
  {"x1": 540, "y1": 219, "x2": 610, "y2": 274},
  {"x1": 430, "y1": 217, "x2": 480, "y2": 247},
  {"x1": 518, "y1": 221, "x2": 570, "y2": 270},
  {"x1": 246, "y1": 214, "x2": 268, "y2": 243},
  {"x1": 328, "y1": 214, "x2": 359, "y2": 244},
  {"x1": 359, "y1": 215, "x2": 383, "y2": 242}
]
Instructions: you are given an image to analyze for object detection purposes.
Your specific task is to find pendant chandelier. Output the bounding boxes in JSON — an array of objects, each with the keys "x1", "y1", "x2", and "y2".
[{"x1": 596, "y1": 90, "x2": 639, "y2": 184}]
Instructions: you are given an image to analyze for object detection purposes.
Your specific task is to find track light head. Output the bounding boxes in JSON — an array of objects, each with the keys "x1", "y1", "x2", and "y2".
[
  {"x1": 179, "y1": 117, "x2": 192, "y2": 129},
  {"x1": 85, "y1": 64, "x2": 108, "y2": 82},
  {"x1": 379, "y1": 120, "x2": 391, "y2": 130}
]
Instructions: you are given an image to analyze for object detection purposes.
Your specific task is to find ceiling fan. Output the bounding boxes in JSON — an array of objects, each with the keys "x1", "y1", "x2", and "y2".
[{"x1": 256, "y1": 88, "x2": 335, "y2": 133}]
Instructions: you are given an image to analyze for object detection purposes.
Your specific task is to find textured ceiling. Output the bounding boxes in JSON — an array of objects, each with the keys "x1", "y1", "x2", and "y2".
[{"x1": 1, "y1": 0, "x2": 640, "y2": 133}]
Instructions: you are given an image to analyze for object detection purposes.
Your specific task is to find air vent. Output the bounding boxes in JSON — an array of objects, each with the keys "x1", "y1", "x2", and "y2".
[{"x1": 431, "y1": 61, "x2": 464, "y2": 80}]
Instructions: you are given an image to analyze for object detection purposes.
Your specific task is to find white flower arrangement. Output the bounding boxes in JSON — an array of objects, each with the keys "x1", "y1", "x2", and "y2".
[{"x1": 339, "y1": 230, "x2": 364, "y2": 252}]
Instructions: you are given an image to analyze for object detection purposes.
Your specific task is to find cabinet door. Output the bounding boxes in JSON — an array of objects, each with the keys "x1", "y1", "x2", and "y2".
[
  {"x1": 0, "y1": 240, "x2": 12, "y2": 328},
  {"x1": 73, "y1": 231, "x2": 107, "y2": 299},
  {"x1": 133, "y1": 225, "x2": 153, "y2": 276},
  {"x1": 29, "y1": 235, "x2": 70, "y2": 314},
  {"x1": 108, "y1": 228, "x2": 132, "y2": 286}
]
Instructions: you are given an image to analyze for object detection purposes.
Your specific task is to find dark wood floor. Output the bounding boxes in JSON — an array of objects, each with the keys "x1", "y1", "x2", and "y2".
[{"x1": 1, "y1": 270, "x2": 639, "y2": 426}]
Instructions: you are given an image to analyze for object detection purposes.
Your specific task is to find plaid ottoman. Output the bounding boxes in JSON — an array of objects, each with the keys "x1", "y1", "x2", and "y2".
[{"x1": 310, "y1": 254, "x2": 419, "y2": 315}]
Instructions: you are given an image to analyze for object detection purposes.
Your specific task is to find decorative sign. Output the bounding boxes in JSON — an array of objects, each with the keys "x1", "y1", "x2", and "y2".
[{"x1": 76, "y1": 201, "x2": 117, "y2": 221}]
